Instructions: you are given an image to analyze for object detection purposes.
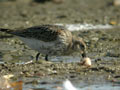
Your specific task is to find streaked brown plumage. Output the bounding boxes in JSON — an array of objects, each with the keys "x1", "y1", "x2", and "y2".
[{"x1": 0, "y1": 24, "x2": 87, "y2": 61}]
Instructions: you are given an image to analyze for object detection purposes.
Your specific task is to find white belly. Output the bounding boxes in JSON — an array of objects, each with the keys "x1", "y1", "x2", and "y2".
[{"x1": 18, "y1": 37, "x2": 67, "y2": 55}]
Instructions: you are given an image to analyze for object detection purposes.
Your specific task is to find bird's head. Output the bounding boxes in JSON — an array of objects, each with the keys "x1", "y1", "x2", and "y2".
[{"x1": 72, "y1": 36, "x2": 87, "y2": 58}]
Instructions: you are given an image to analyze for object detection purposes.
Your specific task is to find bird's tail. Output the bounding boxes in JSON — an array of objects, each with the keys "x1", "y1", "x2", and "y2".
[{"x1": 0, "y1": 28, "x2": 13, "y2": 34}]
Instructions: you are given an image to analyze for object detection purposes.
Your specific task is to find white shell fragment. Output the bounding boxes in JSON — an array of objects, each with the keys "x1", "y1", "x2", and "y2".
[
  {"x1": 63, "y1": 79, "x2": 78, "y2": 90},
  {"x1": 82, "y1": 57, "x2": 92, "y2": 67}
]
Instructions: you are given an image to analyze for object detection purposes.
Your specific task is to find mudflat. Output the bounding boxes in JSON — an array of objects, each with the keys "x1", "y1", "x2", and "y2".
[{"x1": 0, "y1": 0, "x2": 120, "y2": 85}]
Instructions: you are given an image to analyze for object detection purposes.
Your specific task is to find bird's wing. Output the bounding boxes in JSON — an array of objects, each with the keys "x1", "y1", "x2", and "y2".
[{"x1": 11, "y1": 25, "x2": 66, "y2": 42}]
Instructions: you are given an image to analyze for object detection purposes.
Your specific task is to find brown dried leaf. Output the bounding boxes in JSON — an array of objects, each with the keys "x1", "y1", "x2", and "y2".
[{"x1": 10, "y1": 81, "x2": 23, "y2": 90}]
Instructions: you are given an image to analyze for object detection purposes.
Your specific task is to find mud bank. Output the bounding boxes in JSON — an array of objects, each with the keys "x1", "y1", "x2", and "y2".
[
  {"x1": 0, "y1": 0, "x2": 120, "y2": 89},
  {"x1": 0, "y1": 28, "x2": 120, "y2": 80}
]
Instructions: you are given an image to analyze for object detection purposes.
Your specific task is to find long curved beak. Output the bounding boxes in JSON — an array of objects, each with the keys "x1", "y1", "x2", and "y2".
[
  {"x1": 81, "y1": 51, "x2": 87, "y2": 58},
  {"x1": 79, "y1": 41, "x2": 87, "y2": 58}
]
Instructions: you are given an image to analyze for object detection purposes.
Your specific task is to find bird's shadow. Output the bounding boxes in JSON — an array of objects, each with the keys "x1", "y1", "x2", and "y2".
[
  {"x1": 0, "y1": 35, "x2": 14, "y2": 39},
  {"x1": 0, "y1": 52, "x2": 3, "y2": 61},
  {"x1": 33, "y1": 0, "x2": 50, "y2": 3}
]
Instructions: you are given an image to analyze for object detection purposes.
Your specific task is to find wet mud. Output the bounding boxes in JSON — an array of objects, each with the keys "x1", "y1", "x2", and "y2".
[
  {"x1": 0, "y1": 28, "x2": 120, "y2": 83},
  {"x1": 0, "y1": 0, "x2": 120, "y2": 89}
]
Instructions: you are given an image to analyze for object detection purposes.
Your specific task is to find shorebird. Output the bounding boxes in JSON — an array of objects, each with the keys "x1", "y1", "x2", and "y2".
[{"x1": 0, "y1": 25, "x2": 87, "y2": 61}]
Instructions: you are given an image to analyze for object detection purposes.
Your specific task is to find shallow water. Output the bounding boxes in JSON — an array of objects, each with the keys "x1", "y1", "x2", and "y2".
[
  {"x1": 22, "y1": 77, "x2": 120, "y2": 90},
  {"x1": 56, "y1": 23, "x2": 114, "y2": 31}
]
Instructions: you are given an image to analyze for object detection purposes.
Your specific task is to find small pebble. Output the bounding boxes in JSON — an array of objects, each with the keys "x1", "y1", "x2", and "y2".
[{"x1": 3, "y1": 54, "x2": 13, "y2": 61}]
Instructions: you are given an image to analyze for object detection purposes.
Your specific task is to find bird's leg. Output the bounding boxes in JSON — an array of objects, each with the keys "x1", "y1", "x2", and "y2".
[
  {"x1": 80, "y1": 41, "x2": 87, "y2": 58},
  {"x1": 36, "y1": 53, "x2": 40, "y2": 61},
  {"x1": 80, "y1": 43, "x2": 87, "y2": 58},
  {"x1": 45, "y1": 54, "x2": 48, "y2": 61}
]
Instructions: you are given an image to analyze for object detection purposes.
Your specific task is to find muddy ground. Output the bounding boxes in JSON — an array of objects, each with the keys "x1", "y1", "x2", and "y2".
[{"x1": 0, "y1": 0, "x2": 120, "y2": 84}]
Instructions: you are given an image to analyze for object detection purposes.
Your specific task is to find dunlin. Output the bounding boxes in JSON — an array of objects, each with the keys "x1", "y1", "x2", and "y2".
[{"x1": 0, "y1": 25, "x2": 87, "y2": 61}]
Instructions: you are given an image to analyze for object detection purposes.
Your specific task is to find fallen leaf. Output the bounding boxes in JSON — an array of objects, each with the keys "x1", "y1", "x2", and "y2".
[
  {"x1": 10, "y1": 81, "x2": 23, "y2": 90},
  {"x1": 109, "y1": 21, "x2": 117, "y2": 25},
  {"x1": 113, "y1": 0, "x2": 120, "y2": 6}
]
